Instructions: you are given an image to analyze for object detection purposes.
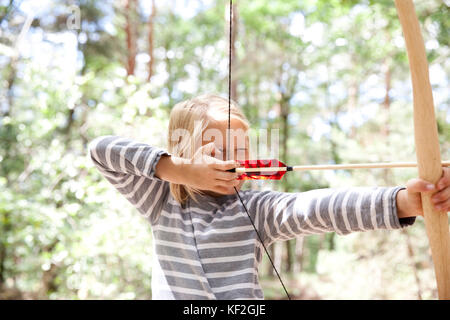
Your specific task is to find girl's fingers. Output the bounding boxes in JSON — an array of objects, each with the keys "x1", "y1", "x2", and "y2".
[
  {"x1": 212, "y1": 160, "x2": 239, "y2": 171},
  {"x1": 215, "y1": 177, "x2": 240, "y2": 187},
  {"x1": 214, "y1": 170, "x2": 238, "y2": 181},
  {"x1": 215, "y1": 178, "x2": 240, "y2": 188},
  {"x1": 437, "y1": 168, "x2": 450, "y2": 190},
  {"x1": 433, "y1": 198, "x2": 449, "y2": 212},
  {"x1": 432, "y1": 186, "x2": 450, "y2": 206},
  {"x1": 406, "y1": 178, "x2": 435, "y2": 193}
]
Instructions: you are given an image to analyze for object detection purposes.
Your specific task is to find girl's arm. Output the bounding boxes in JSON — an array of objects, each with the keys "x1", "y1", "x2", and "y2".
[
  {"x1": 244, "y1": 187, "x2": 415, "y2": 246},
  {"x1": 88, "y1": 135, "x2": 170, "y2": 224}
]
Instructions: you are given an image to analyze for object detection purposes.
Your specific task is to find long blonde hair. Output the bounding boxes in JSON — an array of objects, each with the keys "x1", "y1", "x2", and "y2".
[{"x1": 167, "y1": 94, "x2": 249, "y2": 205}]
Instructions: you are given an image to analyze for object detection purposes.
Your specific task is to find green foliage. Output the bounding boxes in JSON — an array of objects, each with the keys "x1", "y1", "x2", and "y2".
[{"x1": 0, "y1": 0, "x2": 448, "y2": 300}]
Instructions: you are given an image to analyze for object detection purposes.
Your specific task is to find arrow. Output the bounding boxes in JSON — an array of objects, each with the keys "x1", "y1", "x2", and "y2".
[{"x1": 229, "y1": 159, "x2": 450, "y2": 180}]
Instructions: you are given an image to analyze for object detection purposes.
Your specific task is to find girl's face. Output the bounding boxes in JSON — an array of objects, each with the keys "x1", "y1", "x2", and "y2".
[{"x1": 202, "y1": 114, "x2": 249, "y2": 196}]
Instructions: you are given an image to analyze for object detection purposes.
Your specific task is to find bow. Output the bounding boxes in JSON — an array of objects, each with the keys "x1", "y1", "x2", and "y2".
[{"x1": 395, "y1": 0, "x2": 449, "y2": 299}]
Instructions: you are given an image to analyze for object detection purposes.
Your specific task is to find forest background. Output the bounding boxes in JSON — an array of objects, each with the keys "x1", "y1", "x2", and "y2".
[{"x1": 0, "y1": 0, "x2": 449, "y2": 299}]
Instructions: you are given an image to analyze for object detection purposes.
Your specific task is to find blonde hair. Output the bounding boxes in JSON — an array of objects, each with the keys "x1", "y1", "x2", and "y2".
[{"x1": 167, "y1": 94, "x2": 249, "y2": 205}]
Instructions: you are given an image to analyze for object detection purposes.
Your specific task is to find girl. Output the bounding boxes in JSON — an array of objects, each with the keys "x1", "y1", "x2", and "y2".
[{"x1": 89, "y1": 93, "x2": 450, "y2": 300}]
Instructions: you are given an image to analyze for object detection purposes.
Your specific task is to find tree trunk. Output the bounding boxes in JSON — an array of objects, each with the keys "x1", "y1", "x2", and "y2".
[
  {"x1": 326, "y1": 232, "x2": 336, "y2": 251},
  {"x1": 0, "y1": 214, "x2": 8, "y2": 285},
  {"x1": 402, "y1": 229, "x2": 423, "y2": 300},
  {"x1": 347, "y1": 78, "x2": 358, "y2": 139},
  {"x1": 273, "y1": 242, "x2": 282, "y2": 275},
  {"x1": 265, "y1": 246, "x2": 274, "y2": 276},
  {"x1": 125, "y1": 0, "x2": 137, "y2": 76},
  {"x1": 382, "y1": 57, "x2": 392, "y2": 184},
  {"x1": 381, "y1": 57, "x2": 391, "y2": 137},
  {"x1": 294, "y1": 237, "x2": 304, "y2": 273},
  {"x1": 2, "y1": 55, "x2": 18, "y2": 117},
  {"x1": 147, "y1": 0, "x2": 156, "y2": 82},
  {"x1": 280, "y1": 92, "x2": 293, "y2": 273}
]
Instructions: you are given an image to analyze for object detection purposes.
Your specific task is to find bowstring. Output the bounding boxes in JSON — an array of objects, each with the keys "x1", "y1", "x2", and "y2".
[{"x1": 226, "y1": 0, "x2": 291, "y2": 300}]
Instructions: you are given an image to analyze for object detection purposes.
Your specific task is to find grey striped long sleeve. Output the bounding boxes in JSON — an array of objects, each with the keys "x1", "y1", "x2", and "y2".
[
  {"x1": 88, "y1": 136, "x2": 416, "y2": 299},
  {"x1": 243, "y1": 187, "x2": 414, "y2": 246},
  {"x1": 88, "y1": 135, "x2": 170, "y2": 224}
]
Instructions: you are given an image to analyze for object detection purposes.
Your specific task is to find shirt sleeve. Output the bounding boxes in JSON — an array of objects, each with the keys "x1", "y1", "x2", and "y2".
[
  {"x1": 243, "y1": 186, "x2": 415, "y2": 246},
  {"x1": 88, "y1": 135, "x2": 171, "y2": 224}
]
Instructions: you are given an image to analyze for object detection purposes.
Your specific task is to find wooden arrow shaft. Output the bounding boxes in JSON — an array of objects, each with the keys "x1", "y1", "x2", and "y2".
[
  {"x1": 235, "y1": 161, "x2": 450, "y2": 173},
  {"x1": 395, "y1": 0, "x2": 450, "y2": 300}
]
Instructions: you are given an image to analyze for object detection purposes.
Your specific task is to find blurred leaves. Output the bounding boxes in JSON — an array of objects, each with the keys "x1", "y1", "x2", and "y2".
[{"x1": 0, "y1": 0, "x2": 448, "y2": 299}]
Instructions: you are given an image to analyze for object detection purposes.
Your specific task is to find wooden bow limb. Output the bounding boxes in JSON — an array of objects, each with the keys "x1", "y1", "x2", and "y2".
[{"x1": 395, "y1": 0, "x2": 450, "y2": 300}]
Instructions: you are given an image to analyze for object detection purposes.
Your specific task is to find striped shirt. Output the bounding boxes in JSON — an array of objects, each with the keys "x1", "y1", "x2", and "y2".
[{"x1": 88, "y1": 135, "x2": 415, "y2": 300}]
